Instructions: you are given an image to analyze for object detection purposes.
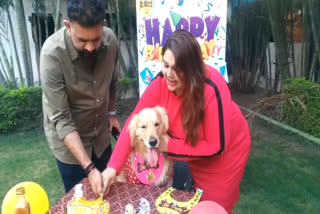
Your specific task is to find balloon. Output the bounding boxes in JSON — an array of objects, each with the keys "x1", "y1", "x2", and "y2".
[
  {"x1": 189, "y1": 201, "x2": 228, "y2": 214},
  {"x1": 1, "y1": 181, "x2": 49, "y2": 214}
]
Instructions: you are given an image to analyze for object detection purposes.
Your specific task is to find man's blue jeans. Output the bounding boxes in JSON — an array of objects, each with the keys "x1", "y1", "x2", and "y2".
[{"x1": 56, "y1": 146, "x2": 112, "y2": 193}]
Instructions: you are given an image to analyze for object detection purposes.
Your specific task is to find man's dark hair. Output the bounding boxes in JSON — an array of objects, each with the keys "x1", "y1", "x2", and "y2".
[{"x1": 67, "y1": 0, "x2": 106, "y2": 27}]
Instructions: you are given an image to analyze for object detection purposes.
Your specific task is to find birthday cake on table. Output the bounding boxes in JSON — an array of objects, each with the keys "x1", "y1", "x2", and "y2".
[{"x1": 67, "y1": 184, "x2": 112, "y2": 214}]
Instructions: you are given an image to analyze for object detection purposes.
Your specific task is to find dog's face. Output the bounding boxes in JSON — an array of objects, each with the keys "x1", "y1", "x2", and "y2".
[
  {"x1": 129, "y1": 106, "x2": 169, "y2": 149},
  {"x1": 128, "y1": 106, "x2": 169, "y2": 167}
]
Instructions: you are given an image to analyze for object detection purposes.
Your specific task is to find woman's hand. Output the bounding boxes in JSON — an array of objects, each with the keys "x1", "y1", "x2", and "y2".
[
  {"x1": 159, "y1": 134, "x2": 170, "y2": 152},
  {"x1": 101, "y1": 167, "x2": 117, "y2": 196}
]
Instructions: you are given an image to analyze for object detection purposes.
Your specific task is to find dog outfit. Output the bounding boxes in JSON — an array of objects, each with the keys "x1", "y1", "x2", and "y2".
[
  {"x1": 124, "y1": 151, "x2": 165, "y2": 185},
  {"x1": 124, "y1": 157, "x2": 141, "y2": 184}
]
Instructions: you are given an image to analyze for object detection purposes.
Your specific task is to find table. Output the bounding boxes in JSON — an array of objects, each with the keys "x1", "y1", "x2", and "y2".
[{"x1": 47, "y1": 178, "x2": 195, "y2": 214}]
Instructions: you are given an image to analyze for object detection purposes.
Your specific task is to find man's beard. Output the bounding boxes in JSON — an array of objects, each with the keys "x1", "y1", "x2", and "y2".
[
  {"x1": 78, "y1": 49, "x2": 98, "y2": 70},
  {"x1": 78, "y1": 49, "x2": 97, "y2": 58}
]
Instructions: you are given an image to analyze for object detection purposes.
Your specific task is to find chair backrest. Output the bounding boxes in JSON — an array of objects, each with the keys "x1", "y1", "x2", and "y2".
[{"x1": 1, "y1": 181, "x2": 50, "y2": 214}]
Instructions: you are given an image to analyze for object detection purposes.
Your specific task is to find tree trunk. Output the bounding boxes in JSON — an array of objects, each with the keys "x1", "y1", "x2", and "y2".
[
  {"x1": 116, "y1": 0, "x2": 120, "y2": 83},
  {"x1": 267, "y1": 43, "x2": 272, "y2": 89},
  {"x1": 273, "y1": 58, "x2": 281, "y2": 93},
  {"x1": 6, "y1": 7, "x2": 24, "y2": 87},
  {"x1": 307, "y1": 0, "x2": 320, "y2": 67},
  {"x1": 302, "y1": 1, "x2": 310, "y2": 79},
  {"x1": 128, "y1": 17, "x2": 139, "y2": 98},
  {"x1": 0, "y1": 40, "x2": 15, "y2": 84},
  {"x1": 54, "y1": 0, "x2": 61, "y2": 31},
  {"x1": 119, "y1": 21, "x2": 137, "y2": 76},
  {"x1": 0, "y1": 68, "x2": 7, "y2": 86},
  {"x1": 35, "y1": 17, "x2": 41, "y2": 84},
  {"x1": 129, "y1": 17, "x2": 138, "y2": 68},
  {"x1": 308, "y1": 52, "x2": 317, "y2": 81},
  {"x1": 0, "y1": 56, "x2": 9, "y2": 87},
  {"x1": 34, "y1": 0, "x2": 42, "y2": 84},
  {"x1": 44, "y1": 17, "x2": 48, "y2": 38},
  {"x1": 266, "y1": 0, "x2": 291, "y2": 82},
  {"x1": 289, "y1": 4, "x2": 297, "y2": 77},
  {"x1": 50, "y1": 0, "x2": 56, "y2": 18},
  {"x1": 14, "y1": 0, "x2": 34, "y2": 86},
  {"x1": 0, "y1": 57, "x2": 10, "y2": 82}
]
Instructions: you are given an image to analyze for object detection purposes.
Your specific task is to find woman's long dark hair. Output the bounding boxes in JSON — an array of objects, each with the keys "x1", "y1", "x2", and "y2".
[{"x1": 162, "y1": 30, "x2": 206, "y2": 146}]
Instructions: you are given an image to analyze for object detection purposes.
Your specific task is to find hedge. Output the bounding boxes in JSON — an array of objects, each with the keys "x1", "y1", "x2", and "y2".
[
  {"x1": 0, "y1": 87, "x2": 42, "y2": 133},
  {"x1": 282, "y1": 78, "x2": 320, "y2": 138}
]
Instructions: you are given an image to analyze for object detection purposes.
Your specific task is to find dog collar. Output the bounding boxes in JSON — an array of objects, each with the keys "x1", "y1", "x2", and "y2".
[{"x1": 133, "y1": 151, "x2": 164, "y2": 185}]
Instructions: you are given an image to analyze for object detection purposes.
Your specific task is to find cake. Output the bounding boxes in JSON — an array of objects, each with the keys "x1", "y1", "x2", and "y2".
[
  {"x1": 67, "y1": 197, "x2": 111, "y2": 214},
  {"x1": 67, "y1": 184, "x2": 112, "y2": 214}
]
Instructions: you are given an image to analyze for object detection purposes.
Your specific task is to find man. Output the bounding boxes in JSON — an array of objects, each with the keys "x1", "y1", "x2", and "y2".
[{"x1": 40, "y1": 0, "x2": 120, "y2": 197}]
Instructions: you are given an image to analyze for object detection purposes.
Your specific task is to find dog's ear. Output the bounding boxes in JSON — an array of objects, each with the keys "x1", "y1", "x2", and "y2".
[
  {"x1": 128, "y1": 114, "x2": 138, "y2": 146},
  {"x1": 155, "y1": 106, "x2": 169, "y2": 132}
]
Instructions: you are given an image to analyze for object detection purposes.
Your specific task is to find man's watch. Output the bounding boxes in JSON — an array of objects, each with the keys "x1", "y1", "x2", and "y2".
[
  {"x1": 108, "y1": 111, "x2": 117, "y2": 116},
  {"x1": 84, "y1": 162, "x2": 95, "y2": 175}
]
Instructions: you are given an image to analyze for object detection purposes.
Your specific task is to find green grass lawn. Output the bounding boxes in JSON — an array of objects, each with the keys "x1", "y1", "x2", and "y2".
[
  {"x1": 1, "y1": 119, "x2": 320, "y2": 213},
  {"x1": 234, "y1": 119, "x2": 320, "y2": 214},
  {"x1": 0, "y1": 129, "x2": 64, "y2": 207}
]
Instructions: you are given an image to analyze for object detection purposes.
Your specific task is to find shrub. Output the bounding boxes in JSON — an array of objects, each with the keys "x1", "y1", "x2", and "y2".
[
  {"x1": 117, "y1": 77, "x2": 138, "y2": 100},
  {"x1": 281, "y1": 78, "x2": 320, "y2": 137},
  {"x1": 0, "y1": 87, "x2": 42, "y2": 133}
]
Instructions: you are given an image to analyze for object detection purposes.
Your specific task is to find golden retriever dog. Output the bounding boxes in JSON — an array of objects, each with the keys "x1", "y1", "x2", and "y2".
[{"x1": 117, "y1": 106, "x2": 173, "y2": 187}]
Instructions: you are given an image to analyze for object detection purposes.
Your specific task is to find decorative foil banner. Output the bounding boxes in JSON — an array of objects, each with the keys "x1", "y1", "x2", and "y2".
[{"x1": 136, "y1": 0, "x2": 228, "y2": 96}]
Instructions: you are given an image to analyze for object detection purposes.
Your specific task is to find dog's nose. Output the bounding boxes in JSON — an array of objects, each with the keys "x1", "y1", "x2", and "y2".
[{"x1": 149, "y1": 137, "x2": 158, "y2": 147}]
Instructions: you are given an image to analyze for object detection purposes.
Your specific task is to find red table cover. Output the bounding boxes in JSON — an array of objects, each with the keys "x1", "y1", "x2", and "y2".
[{"x1": 47, "y1": 178, "x2": 194, "y2": 214}]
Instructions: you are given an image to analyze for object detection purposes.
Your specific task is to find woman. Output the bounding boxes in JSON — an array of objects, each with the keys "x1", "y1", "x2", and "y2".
[{"x1": 102, "y1": 30, "x2": 251, "y2": 213}]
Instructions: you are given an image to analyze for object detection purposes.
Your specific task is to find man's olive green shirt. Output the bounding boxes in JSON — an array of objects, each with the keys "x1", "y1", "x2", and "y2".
[{"x1": 40, "y1": 26, "x2": 118, "y2": 164}]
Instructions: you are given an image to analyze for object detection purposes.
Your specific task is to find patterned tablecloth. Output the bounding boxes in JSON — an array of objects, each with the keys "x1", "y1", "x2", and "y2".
[{"x1": 47, "y1": 178, "x2": 194, "y2": 214}]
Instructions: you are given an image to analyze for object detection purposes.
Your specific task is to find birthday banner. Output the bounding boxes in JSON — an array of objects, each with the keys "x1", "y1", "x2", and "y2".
[{"x1": 136, "y1": 0, "x2": 228, "y2": 96}]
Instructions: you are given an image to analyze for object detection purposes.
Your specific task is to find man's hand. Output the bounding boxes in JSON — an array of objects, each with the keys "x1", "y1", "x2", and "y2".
[
  {"x1": 108, "y1": 115, "x2": 121, "y2": 133},
  {"x1": 101, "y1": 167, "x2": 117, "y2": 196},
  {"x1": 64, "y1": 131, "x2": 103, "y2": 197},
  {"x1": 88, "y1": 168, "x2": 104, "y2": 197}
]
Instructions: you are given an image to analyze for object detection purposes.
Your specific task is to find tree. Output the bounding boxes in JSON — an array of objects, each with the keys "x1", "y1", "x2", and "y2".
[
  {"x1": 265, "y1": 0, "x2": 291, "y2": 92},
  {"x1": 6, "y1": 6, "x2": 24, "y2": 86},
  {"x1": 306, "y1": 0, "x2": 320, "y2": 82},
  {"x1": 0, "y1": 11, "x2": 16, "y2": 88},
  {"x1": 14, "y1": 0, "x2": 34, "y2": 86},
  {"x1": 106, "y1": 0, "x2": 139, "y2": 98},
  {"x1": 0, "y1": 39, "x2": 14, "y2": 83},
  {"x1": 53, "y1": 0, "x2": 61, "y2": 31},
  {"x1": 0, "y1": 0, "x2": 23, "y2": 87},
  {"x1": 228, "y1": 0, "x2": 271, "y2": 92},
  {"x1": 0, "y1": 67, "x2": 7, "y2": 86},
  {"x1": 227, "y1": 0, "x2": 320, "y2": 94},
  {"x1": 32, "y1": 0, "x2": 46, "y2": 84}
]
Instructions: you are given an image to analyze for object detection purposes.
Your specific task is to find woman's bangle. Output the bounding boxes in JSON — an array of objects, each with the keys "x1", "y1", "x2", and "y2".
[{"x1": 84, "y1": 162, "x2": 95, "y2": 174}]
